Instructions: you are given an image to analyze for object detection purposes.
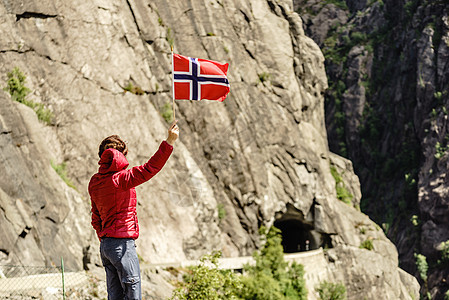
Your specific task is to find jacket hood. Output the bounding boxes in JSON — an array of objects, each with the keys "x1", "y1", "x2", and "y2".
[{"x1": 98, "y1": 148, "x2": 129, "y2": 174}]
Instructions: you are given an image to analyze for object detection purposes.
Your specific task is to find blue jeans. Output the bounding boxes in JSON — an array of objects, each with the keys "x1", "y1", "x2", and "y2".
[{"x1": 100, "y1": 238, "x2": 141, "y2": 300}]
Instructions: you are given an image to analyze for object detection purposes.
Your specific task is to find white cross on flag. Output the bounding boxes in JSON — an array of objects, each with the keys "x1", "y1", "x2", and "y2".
[{"x1": 172, "y1": 53, "x2": 230, "y2": 102}]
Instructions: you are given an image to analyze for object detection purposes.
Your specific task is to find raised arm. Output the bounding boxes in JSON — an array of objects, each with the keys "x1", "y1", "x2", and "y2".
[{"x1": 115, "y1": 121, "x2": 179, "y2": 190}]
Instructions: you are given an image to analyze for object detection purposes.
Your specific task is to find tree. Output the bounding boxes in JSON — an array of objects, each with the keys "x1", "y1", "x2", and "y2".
[
  {"x1": 316, "y1": 281, "x2": 347, "y2": 300},
  {"x1": 170, "y1": 226, "x2": 308, "y2": 300},
  {"x1": 238, "y1": 226, "x2": 308, "y2": 300},
  {"x1": 170, "y1": 251, "x2": 242, "y2": 300}
]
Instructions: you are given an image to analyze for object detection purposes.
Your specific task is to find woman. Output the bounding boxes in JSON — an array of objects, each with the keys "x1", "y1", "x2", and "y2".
[{"x1": 88, "y1": 121, "x2": 179, "y2": 300}]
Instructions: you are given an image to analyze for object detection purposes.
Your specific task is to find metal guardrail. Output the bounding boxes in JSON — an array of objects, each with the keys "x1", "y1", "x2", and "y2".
[
  {"x1": 143, "y1": 248, "x2": 325, "y2": 270},
  {"x1": 0, "y1": 265, "x2": 88, "y2": 299}
]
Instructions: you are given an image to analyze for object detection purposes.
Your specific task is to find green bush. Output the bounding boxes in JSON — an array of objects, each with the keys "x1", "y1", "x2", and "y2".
[
  {"x1": 170, "y1": 227, "x2": 308, "y2": 300},
  {"x1": 441, "y1": 241, "x2": 449, "y2": 262},
  {"x1": 239, "y1": 226, "x2": 308, "y2": 300},
  {"x1": 217, "y1": 203, "x2": 226, "y2": 221},
  {"x1": 415, "y1": 253, "x2": 428, "y2": 282},
  {"x1": 438, "y1": 240, "x2": 449, "y2": 266},
  {"x1": 350, "y1": 32, "x2": 367, "y2": 45},
  {"x1": 161, "y1": 102, "x2": 173, "y2": 123},
  {"x1": 359, "y1": 239, "x2": 374, "y2": 250},
  {"x1": 285, "y1": 262, "x2": 308, "y2": 300},
  {"x1": 323, "y1": 34, "x2": 346, "y2": 64},
  {"x1": 258, "y1": 72, "x2": 270, "y2": 83},
  {"x1": 435, "y1": 141, "x2": 448, "y2": 160},
  {"x1": 410, "y1": 215, "x2": 419, "y2": 227},
  {"x1": 123, "y1": 82, "x2": 144, "y2": 95},
  {"x1": 330, "y1": 166, "x2": 353, "y2": 205},
  {"x1": 316, "y1": 281, "x2": 347, "y2": 300},
  {"x1": 34, "y1": 103, "x2": 54, "y2": 124},
  {"x1": 239, "y1": 271, "x2": 284, "y2": 299},
  {"x1": 51, "y1": 160, "x2": 76, "y2": 190},
  {"x1": 3, "y1": 67, "x2": 30, "y2": 103},
  {"x1": 3, "y1": 67, "x2": 53, "y2": 125},
  {"x1": 170, "y1": 251, "x2": 242, "y2": 300}
]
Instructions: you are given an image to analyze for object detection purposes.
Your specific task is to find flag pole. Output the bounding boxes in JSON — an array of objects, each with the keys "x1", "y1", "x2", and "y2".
[{"x1": 171, "y1": 44, "x2": 176, "y2": 122}]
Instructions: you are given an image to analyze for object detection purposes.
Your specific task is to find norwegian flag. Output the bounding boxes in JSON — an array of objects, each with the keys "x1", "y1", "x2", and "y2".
[{"x1": 172, "y1": 53, "x2": 230, "y2": 102}]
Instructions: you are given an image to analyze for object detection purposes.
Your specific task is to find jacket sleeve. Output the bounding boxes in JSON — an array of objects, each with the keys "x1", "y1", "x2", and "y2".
[
  {"x1": 115, "y1": 141, "x2": 173, "y2": 190},
  {"x1": 91, "y1": 200, "x2": 102, "y2": 236}
]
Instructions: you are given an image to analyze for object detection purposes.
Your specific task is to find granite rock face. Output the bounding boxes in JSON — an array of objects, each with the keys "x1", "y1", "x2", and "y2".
[
  {"x1": 295, "y1": 0, "x2": 449, "y2": 297},
  {"x1": 0, "y1": 0, "x2": 418, "y2": 298}
]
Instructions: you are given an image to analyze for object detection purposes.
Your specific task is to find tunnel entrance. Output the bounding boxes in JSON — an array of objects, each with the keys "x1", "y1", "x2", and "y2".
[
  {"x1": 274, "y1": 218, "x2": 317, "y2": 252},
  {"x1": 274, "y1": 203, "x2": 332, "y2": 253}
]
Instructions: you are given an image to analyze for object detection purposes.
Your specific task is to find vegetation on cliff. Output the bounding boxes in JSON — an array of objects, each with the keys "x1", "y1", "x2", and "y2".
[
  {"x1": 296, "y1": 0, "x2": 449, "y2": 297},
  {"x1": 3, "y1": 67, "x2": 53, "y2": 125},
  {"x1": 171, "y1": 226, "x2": 309, "y2": 300}
]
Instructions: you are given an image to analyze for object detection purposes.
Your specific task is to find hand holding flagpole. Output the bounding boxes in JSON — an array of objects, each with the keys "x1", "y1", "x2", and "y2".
[{"x1": 166, "y1": 120, "x2": 179, "y2": 146}]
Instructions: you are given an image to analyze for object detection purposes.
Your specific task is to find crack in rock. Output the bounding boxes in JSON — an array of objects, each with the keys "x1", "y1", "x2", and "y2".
[{"x1": 16, "y1": 12, "x2": 58, "y2": 22}]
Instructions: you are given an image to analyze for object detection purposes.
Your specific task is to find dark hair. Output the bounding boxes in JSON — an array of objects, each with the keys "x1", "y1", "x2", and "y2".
[{"x1": 98, "y1": 135, "x2": 128, "y2": 158}]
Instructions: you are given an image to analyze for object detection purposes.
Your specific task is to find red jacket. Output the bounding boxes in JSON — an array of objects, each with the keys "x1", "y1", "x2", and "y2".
[{"x1": 88, "y1": 141, "x2": 173, "y2": 239}]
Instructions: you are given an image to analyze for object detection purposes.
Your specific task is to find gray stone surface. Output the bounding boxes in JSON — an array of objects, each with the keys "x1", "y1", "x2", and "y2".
[
  {"x1": 297, "y1": 0, "x2": 449, "y2": 297},
  {"x1": 0, "y1": 0, "x2": 418, "y2": 298}
]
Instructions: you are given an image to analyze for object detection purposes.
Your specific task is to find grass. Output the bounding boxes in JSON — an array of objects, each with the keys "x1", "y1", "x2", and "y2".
[
  {"x1": 51, "y1": 160, "x2": 76, "y2": 190},
  {"x1": 3, "y1": 67, "x2": 53, "y2": 125},
  {"x1": 330, "y1": 166, "x2": 353, "y2": 205},
  {"x1": 123, "y1": 82, "x2": 144, "y2": 95},
  {"x1": 258, "y1": 72, "x2": 270, "y2": 83},
  {"x1": 167, "y1": 28, "x2": 174, "y2": 48},
  {"x1": 359, "y1": 239, "x2": 374, "y2": 250},
  {"x1": 217, "y1": 203, "x2": 226, "y2": 221},
  {"x1": 161, "y1": 102, "x2": 173, "y2": 123}
]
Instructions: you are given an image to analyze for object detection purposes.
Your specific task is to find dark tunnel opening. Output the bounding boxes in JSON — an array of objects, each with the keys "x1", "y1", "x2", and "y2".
[
  {"x1": 274, "y1": 219, "x2": 315, "y2": 252},
  {"x1": 274, "y1": 204, "x2": 333, "y2": 253}
]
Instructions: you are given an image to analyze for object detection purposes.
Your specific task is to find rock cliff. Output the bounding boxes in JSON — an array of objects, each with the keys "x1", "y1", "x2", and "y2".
[
  {"x1": 295, "y1": 0, "x2": 449, "y2": 298},
  {"x1": 0, "y1": 0, "x2": 419, "y2": 298}
]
